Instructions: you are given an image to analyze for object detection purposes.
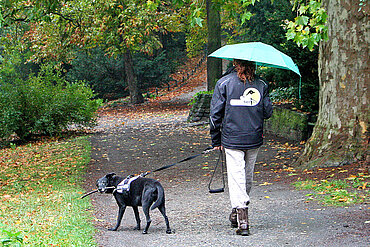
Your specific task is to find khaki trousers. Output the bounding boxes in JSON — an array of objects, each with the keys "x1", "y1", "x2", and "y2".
[{"x1": 225, "y1": 148, "x2": 260, "y2": 209}]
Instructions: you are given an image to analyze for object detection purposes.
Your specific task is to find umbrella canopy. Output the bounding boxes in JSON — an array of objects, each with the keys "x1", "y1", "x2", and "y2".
[{"x1": 208, "y1": 42, "x2": 301, "y2": 77}]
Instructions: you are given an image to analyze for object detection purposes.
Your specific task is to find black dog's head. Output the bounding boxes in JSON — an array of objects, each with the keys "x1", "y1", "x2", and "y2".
[{"x1": 96, "y1": 173, "x2": 116, "y2": 193}]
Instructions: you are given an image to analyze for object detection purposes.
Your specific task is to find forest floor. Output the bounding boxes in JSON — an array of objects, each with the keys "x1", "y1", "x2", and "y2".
[{"x1": 83, "y1": 57, "x2": 369, "y2": 247}]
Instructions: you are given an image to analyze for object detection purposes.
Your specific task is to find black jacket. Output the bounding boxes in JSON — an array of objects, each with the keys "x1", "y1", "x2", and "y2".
[{"x1": 210, "y1": 71, "x2": 273, "y2": 150}]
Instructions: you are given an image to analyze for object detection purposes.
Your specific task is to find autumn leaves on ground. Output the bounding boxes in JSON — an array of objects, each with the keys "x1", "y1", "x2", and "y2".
[
  {"x1": 0, "y1": 137, "x2": 95, "y2": 246},
  {"x1": 0, "y1": 57, "x2": 368, "y2": 246}
]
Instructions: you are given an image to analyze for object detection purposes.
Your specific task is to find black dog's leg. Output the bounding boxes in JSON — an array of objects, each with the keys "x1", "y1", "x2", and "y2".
[
  {"x1": 158, "y1": 204, "x2": 172, "y2": 234},
  {"x1": 142, "y1": 203, "x2": 152, "y2": 234},
  {"x1": 141, "y1": 188, "x2": 156, "y2": 234},
  {"x1": 109, "y1": 205, "x2": 126, "y2": 231},
  {"x1": 132, "y1": 206, "x2": 141, "y2": 230}
]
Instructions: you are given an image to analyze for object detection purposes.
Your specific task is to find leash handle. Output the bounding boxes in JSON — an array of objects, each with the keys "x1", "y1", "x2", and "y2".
[
  {"x1": 208, "y1": 149, "x2": 226, "y2": 194},
  {"x1": 209, "y1": 188, "x2": 225, "y2": 193}
]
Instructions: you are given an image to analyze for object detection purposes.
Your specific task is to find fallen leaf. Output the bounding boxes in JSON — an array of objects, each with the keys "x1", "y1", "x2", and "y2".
[
  {"x1": 361, "y1": 182, "x2": 368, "y2": 190},
  {"x1": 259, "y1": 182, "x2": 273, "y2": 186}
]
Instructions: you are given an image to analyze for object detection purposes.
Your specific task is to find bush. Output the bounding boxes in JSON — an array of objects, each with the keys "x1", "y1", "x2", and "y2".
[
  {"x1": 293, "y1": 82, "x2": 319, "y2": 113},
  {"x1": 66, "y1": 48, "x2": 127, "y2": 100},
  {"x1": 269, "y1": 86, "x2": 296, "y2": 103},
  {"x1": 188, "y1": 90, "x2": 214, "y2": 106},
  {"x1": 134, "y1": 50, "x2": 172, "y2": 91},
  {"x1": 0, "y1": 65, "x2": 102, "y2": 141}
]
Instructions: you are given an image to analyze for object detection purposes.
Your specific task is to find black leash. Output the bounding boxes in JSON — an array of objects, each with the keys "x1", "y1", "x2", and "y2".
[
  {"x1": 81, "y1": 147, "x2": 219, "y2": 199},
  {"x1": 208, "y1": 149, "x2": 226, "y2": 193},
  {"x1": 140, "y1": 147, "x2": 214, "y2": 177}
]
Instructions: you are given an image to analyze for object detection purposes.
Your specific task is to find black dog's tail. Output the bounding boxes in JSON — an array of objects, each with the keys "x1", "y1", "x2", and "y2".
[{"x1": 150, "y1": 183, "x2": 165, "y2": 210}]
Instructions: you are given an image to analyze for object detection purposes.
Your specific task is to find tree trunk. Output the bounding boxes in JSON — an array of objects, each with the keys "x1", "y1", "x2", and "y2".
[
  {"x1": 123, "y1": 49, "x2": 144, "y2": 104},
  {"x1": 206, "y1": 0, "x2": 222, "y2": 91},
  {"x1": 296, "y1": 0, "x2": 369, "y2": 168}
]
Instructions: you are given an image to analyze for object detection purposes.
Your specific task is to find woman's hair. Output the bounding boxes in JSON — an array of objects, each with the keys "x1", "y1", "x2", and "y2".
[{"x1": 233, "y1": 59, "x2": 255, "y2": 84}]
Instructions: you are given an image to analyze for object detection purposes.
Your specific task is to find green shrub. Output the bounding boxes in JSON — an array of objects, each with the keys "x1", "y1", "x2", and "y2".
[
  {"x1": 293, "y1": 82, "x2": 319, "y2": 113},
  {"x1": 66, "y1": 48, "x2": 127, "y2": 100},
  {"x1": 188, "y1": 90, "x2": 214, "y2": 106},
  {"x1": 134, "y1": 50, "x2": 172, "y2": 90},
  {"x1": 270, "y1": 87, "x2": 296, "y2": 103},
  {"x1": 0, "y1": 65, "x2": 102, "y2": 141}
]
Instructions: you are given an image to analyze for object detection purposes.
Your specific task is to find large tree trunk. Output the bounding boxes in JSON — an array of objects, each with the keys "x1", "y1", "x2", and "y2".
[
  {"x1": 296, "y1": 0, "x2": 369, "y2": 169},
  {"x1": 206, "y1": 0, "x2": 222, "y2": 90},
  {"x1": 123, "y1": 49, "x2": 144, "y2": 104}
]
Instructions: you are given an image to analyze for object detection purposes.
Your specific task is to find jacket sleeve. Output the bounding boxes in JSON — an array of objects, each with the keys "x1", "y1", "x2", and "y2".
[
  {"x1": 263, "y1": 83, "x2": 273, "y2": 119},
  {"x1": 210, "y1": 81, "x2": 226, "y2": 147}
]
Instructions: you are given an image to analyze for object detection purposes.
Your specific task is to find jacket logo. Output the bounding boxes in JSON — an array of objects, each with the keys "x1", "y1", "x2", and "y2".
[{"x1": 230, "y1": 88, "x2": 261, "y2": 107}]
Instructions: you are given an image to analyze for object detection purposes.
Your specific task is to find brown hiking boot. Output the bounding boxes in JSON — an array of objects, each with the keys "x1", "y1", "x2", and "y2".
[
  {"x1": 236, "y1": 208, "x2": 250, "y2": 236},
  {"x1": 229, "y1": 208, "x2": 238, "y2": 228}
]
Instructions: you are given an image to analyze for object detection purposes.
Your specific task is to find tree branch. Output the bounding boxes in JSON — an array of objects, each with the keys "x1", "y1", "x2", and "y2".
[{"x1": 50, "y1": 12, "x2": 81, "y2": 27}]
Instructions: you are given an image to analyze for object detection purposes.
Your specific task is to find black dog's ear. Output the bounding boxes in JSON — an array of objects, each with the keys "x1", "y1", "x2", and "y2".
[{"x1": 106, "y1": 173, "x2": 116, "y2": 178}]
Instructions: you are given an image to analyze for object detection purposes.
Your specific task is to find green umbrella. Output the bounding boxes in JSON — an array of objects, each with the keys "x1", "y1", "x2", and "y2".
[{"x1": 208, "y1": 42, "x2": 302, "y2": 98}]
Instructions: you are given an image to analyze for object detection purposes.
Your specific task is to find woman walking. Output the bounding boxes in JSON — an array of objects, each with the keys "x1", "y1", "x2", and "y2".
[{"x1": 210, "y1": 59, "x2": 273, "y2": 236}]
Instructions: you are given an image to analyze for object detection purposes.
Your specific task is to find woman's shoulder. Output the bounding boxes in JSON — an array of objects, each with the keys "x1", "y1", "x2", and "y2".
[
  {"x1": 221, "y1": 70, "x2": 239, "y2": 81},
  {"x1": 254, "y1": 76, "x2": 268, "y2": 87},
  {"x1": 216, "y1": 71, "x2": 237, "y2": 86},
  {"x1": 222, "y1": 66, "x2": 236, "y2": 77}
]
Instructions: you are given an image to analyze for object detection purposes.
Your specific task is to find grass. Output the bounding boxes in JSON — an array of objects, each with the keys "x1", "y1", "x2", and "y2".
[
  {"x1": 293, "y1": 175, "x2": 369, "y2": 206},
  {"x1": 0, "y1": 136, "x2": 96, "y2": 246}
]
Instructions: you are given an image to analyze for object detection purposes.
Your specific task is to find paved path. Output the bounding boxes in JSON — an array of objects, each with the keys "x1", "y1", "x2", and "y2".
[{"x1": 83, "y1": 100, "x2": 369, "y2": 247}]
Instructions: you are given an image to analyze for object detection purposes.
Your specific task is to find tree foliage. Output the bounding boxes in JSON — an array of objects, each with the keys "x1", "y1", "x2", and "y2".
[
  {"x1": 1, "y1": 0, "x2": 188, "y2": 103},
  {"x1": 99, "y1": 1, "x2": 183, "y2": 53},
  {"x1": 177, "y1": 0, "x2": 262, "y2": 57},
  {"x1": 285, "y1": 0, "x2": 328, "y2": 51},
  {"x1": 66, "y1": 33, "x2": 186, "y2": 101}
]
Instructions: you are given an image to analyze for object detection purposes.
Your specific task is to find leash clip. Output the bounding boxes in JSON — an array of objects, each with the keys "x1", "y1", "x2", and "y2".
[{"x1": 140, "y1": 171, "x2": 149, "y2": 177}]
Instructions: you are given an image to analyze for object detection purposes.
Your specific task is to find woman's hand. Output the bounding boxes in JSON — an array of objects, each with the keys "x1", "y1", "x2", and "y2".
[{"x1": 213, "y1": 146, "x2": 223, "y2": 150}]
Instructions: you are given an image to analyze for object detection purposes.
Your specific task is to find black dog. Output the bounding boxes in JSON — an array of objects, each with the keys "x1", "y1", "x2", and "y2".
[{"x1": 96, "y1": 173, "x2": 171, "y2": 234}]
